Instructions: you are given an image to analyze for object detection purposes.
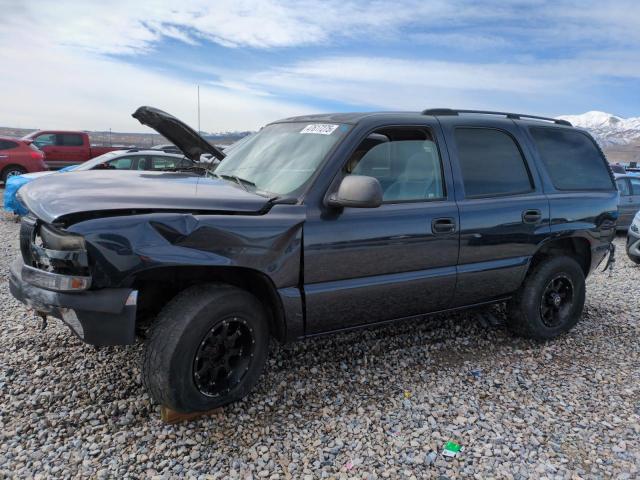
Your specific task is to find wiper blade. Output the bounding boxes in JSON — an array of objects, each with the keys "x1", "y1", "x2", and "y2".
[{"x1": 218, "y1": 174, "x2": 256, "y2": 192}]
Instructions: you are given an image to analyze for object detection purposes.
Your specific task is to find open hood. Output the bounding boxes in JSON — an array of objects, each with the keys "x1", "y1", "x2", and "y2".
[
  {"x1": 19, "y1": 170, "x2": 270, "y2": 223},
  {"x1": 132, "y1": 106, "x2": 226, "y2": 161}
]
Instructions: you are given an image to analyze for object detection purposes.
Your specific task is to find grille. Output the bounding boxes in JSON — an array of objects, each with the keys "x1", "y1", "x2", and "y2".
[{"x1": 19, "y1": 216, "x2": 36, "y2": 266}]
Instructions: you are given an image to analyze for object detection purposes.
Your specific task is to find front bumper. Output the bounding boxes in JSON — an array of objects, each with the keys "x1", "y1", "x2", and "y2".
[{"x1": 9, "y1": 258, "x2": 137, "y2": 346}]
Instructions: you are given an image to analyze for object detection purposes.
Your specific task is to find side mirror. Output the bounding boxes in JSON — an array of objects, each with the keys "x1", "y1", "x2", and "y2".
[{"x1": 328, "y1": 175, "x2": 383, "y2": 208}]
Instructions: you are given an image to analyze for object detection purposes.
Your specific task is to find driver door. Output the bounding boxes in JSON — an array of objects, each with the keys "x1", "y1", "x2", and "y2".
[{"x1": 302, "y1": 123, "x2": 459, "y2": 334}]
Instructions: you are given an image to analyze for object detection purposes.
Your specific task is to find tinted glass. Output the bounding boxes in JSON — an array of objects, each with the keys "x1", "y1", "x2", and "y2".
[
  {"x1": 60, "y1": 134, "x2": 84, "y2": 146},
  {"x1": 630, "y1": 177, "x2": 640, "y2": 195},
  {"x1": 351, "y1": 139, "x2": 444, "y2": 202},
  {"x1": 454, "y1": 128, "x2": 532, "y2": 197},
  {"x1": 530, "y1": 128, "x2": 614, "y2": 190},
  {"x1": 617, "y1": 178, "x2": 631, "y2": 196},
  {"x1": 136, "y1": 157, "x2": 149, "y2": 170},
  {"x1": 33, "y1": 133, "x2": 56, "y2": 147},
  {"x1": 0, "y1": 140, "x2": 18, "y2": 150},
  {"x1": 152, "y1": 156, "x2": 179, "y2": 170},
  {"x1": 107, "y1": 157, "x2": 133, "y2": 169}
]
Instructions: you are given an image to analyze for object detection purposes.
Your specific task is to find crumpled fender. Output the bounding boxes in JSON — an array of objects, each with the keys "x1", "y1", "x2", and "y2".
[{"x1": 66, "y1": 205, "x2": 306, "y2": 290}]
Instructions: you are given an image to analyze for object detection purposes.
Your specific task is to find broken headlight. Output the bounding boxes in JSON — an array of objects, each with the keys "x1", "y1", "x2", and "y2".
[{"x1": 39, "y1": 224, "x2": 86, "y2": 251}]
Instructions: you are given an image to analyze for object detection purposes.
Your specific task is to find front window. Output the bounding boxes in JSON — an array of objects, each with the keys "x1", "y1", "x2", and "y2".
[
  {"x1": 214, "y1": 122, "x2": 350, "y2": 196},
  {"x1": 29, "y1": 133, "x2": 56, "y2": 148}
]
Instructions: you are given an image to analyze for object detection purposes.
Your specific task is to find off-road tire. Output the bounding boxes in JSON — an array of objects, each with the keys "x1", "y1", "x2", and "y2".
[
  {"x1": 142, "y1": 283, "x2": 270, "y2": 413},
  {"x1": 506, "y1": 256, "x2": 585, "y2": 340}
]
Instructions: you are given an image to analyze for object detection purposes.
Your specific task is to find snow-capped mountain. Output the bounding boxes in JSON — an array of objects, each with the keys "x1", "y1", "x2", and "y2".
[{"x1": 557, "y1": 111, "x2": 640, "y2": 146}]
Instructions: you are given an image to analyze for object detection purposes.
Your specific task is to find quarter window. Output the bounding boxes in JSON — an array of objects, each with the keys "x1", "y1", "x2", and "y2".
[
  {"x1": 454, "y1": 128, "x2": 532, "y2": 197},
  {"x1": 346, "y1": 128, "x2": 445, "y2": 202},
  {"x1": 529, "y1": 128, "x2": 614, "y2": 190}
]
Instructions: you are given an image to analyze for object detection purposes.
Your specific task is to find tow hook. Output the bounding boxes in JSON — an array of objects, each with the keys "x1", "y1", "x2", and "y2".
[
  {"x1": 602, "y1": 243, "x2": 616, "y2": 276},
  {"x1": 36, "y1": 311, "x2": 48, "y2": 330}
]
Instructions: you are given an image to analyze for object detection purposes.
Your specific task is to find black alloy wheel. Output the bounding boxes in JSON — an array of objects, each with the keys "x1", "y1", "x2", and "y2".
[
  {"x1": 193, "y1": 317, "x2": 256, "y2": 397},
  {"x1": 539, "y1": 274, "x2": 574, "y2": 328}
]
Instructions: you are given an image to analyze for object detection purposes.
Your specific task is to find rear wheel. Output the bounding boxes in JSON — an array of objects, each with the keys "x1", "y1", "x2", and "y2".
[
  {"x1": 506, "y1": 256, "x2": 585, "y2": 340},
  {"x1": 143, "y1": 283, "x2": 270, "y2": 413},
  {"x1": 1, "y1": 165, "x2": 27, "y2": 183}
]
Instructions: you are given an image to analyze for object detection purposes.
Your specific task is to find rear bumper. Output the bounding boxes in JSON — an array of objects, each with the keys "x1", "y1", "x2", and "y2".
[{"x1": 9, "y1": 258, "x2": 137, "y2": 346}]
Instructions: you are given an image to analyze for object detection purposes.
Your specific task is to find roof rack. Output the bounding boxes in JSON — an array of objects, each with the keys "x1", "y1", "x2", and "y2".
[
  {"x1": 125, "y1": 147, "x2": 180, "y2": 154},
  {"x1": 421, "y1": 108, "x2": 572, "y2": 126}
]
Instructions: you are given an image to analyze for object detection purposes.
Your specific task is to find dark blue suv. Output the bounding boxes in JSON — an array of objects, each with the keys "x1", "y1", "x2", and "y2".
[{"x1": 10, "y1": 107, "x2": 618, "y2": 414}]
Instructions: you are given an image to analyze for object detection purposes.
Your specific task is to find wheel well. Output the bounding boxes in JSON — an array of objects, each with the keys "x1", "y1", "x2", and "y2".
[
  {"x1": 132, "y1": 266, "x2": 286, "y2": 342},
  {"x1": 1, "y1": 164, "x2": 27, "y2": 180},
  {"x1": 531, "y1": 237, "x2": 591, "y2": 277}
]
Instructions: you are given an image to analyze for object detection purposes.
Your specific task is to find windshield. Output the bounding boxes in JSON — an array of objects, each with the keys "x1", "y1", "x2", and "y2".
[{"x1": 214, "y1": 122, "x2": 350, "y2": 196}]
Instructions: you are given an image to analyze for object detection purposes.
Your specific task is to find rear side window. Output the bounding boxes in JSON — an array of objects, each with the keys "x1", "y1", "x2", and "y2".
[
  {"x1": 59, "y1": 134, "x2": 84, "y2": 146},
  {"x1": 454, "y1": 128, "x2": 532, "y2": 197},
  {"x1": 106, "y1": 157, "x2": 133, "y2": 170},
  {"x1": 616, "y1": 178, "x2": 631, "y2": 196},
  {"x1": 0, "y1": 140, "x2": 18, "y2": 150},
  {"x1": 630, "y1": 177, "x2": 640, "y2": 195},
  {"x1": 529, "y1": 128, "x2": 614, "y2": 190}
]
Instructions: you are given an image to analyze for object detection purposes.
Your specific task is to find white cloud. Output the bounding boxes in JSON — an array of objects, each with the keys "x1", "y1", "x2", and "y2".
[
  {"x1": 1, "y1": 0, "x2": 639, "y2": 131},
  {"x1": 0, "y1": 23, "x2": 313, "y2": 132}
]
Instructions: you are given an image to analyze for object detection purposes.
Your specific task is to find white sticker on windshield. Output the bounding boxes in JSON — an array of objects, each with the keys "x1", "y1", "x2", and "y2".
[{"x1": 300, "y1": 124, "x2": 339, "y2": 135}]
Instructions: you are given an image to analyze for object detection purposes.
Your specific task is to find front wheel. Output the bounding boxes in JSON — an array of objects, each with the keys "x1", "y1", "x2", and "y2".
[
  {"x1": 143, "y1": 283, "x2": 270, "y2": 413},
  {"x1": 506, "y1": 256, "x2": 585, "y2": 340}
]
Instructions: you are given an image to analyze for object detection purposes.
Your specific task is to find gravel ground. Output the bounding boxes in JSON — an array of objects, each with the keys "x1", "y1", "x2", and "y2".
[{"x1": 1, "y1": 201, "x2": 639, "y2": 479}]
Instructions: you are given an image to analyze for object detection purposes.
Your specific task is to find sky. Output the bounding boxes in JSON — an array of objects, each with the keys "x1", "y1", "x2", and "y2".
[{"x1": 1, "y1": 0, "x2": 639, "y2": 133}]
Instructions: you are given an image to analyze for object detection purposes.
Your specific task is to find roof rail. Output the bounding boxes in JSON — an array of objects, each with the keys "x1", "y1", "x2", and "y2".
[
  {"x1": 126, "y1": 147, "x2": 179, "y2": 154},
  {"x1": 421, "y1": 108, "x2": 572, "y2": 126}
]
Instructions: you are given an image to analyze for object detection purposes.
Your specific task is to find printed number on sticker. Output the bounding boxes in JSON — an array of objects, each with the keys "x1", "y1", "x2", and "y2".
[{"x1": 300, "y1": 124, "x2": 339, "y2": 135}]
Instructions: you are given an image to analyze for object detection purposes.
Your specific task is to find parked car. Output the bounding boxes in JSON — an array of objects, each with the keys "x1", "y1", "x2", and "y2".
[
  {"x1": 3, "y1": 149, "x2": 197, "y2": 215},
  {"x1": 614, "y1": 174, "x2": 640, "y2": 230},
  {"x1": 150, "y1": 144, "x2": 182, "y2": 154},
  {"x1": 0, "y1": 137, "x2": 48, "y2": 183},
  {"x1": 10, "y1": 106, "x2": 617, "y2": 415},
  {"x1": 627, "y1": 211, "x2": 640, "y2": 264},
  {"x1": 610, "y1": 163, "x2": 626, "y2": 174},
  {"x1": 20, "y1": 130, "x2": 122, "y2": 169}
]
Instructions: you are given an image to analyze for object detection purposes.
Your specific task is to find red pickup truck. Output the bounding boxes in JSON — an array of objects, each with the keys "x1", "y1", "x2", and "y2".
[{"x1": 21, "y1": 131, "x2": 122, "y2": 169}]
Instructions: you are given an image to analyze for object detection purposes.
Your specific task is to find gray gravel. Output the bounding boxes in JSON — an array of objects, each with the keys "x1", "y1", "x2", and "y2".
[{"x1": 1, "y1": 203, "x2": 639, "y2": 478}]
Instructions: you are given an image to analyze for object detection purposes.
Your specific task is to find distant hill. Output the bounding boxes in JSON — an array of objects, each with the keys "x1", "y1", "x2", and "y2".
[
  {"x1": 0, "y1": 127, "x2": 253, "y2": 148},
  {"x1": 557, "y1": 111, "x2": 640, "y2": 164}
]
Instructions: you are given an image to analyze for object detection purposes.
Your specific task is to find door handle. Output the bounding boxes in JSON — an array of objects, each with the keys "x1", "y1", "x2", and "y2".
[
  {"x1": 432, "y1": 217, "x2": 456, "y2": 234},
  {"x1": 522, "y1": 209, "x2": 542, "y2": 223}
]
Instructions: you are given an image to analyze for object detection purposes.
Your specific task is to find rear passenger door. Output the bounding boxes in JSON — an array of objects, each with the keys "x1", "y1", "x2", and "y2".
[
  {"x1": 439, "y1": 118, "x2": 550, "y2": 306},
  {"x1": 55, "y1": 133, "x2": 86, "y2": 166}
]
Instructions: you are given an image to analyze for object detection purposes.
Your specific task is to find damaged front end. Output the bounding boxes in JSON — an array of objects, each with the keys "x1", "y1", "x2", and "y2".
[
  {"x1": 20, "y1": 217, "x2": 92, "y2": 291},
  {"x1": 10, "y1": 215, "x2": 137, "y2": 346}
]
